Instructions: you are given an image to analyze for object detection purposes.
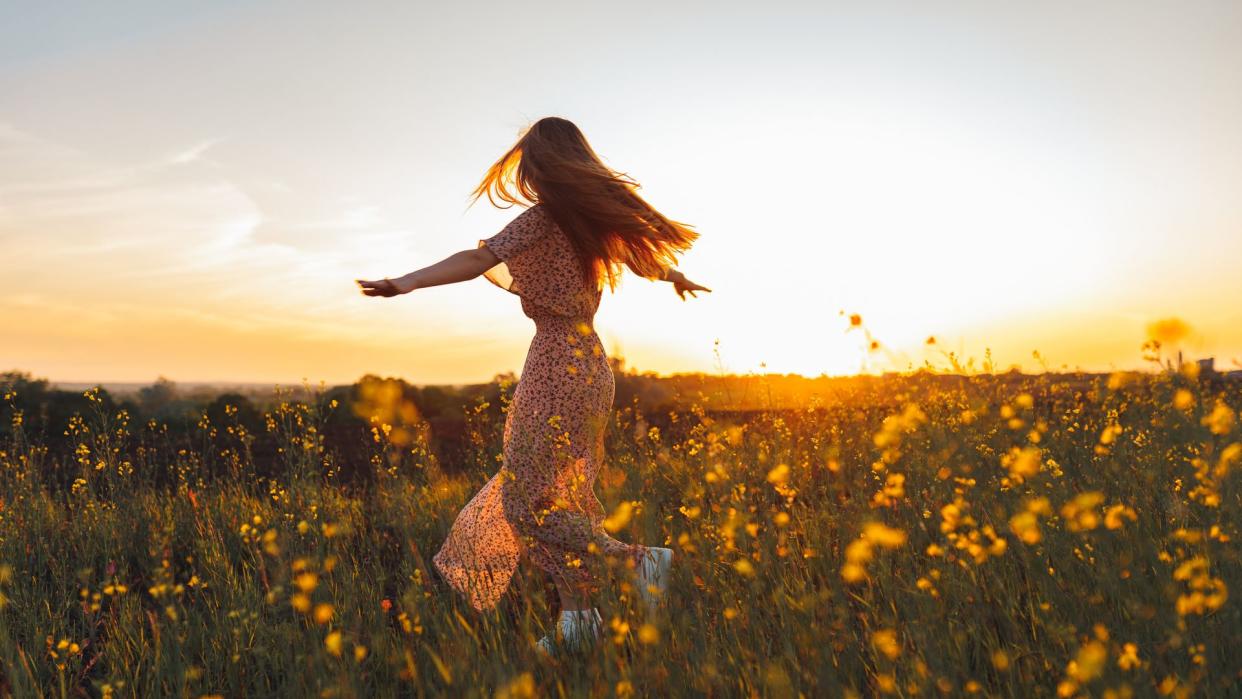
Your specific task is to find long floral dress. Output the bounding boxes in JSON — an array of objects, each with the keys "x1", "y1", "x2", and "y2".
[{"x1": 432, "y1": 204, "x2": 648, "y2": 611}]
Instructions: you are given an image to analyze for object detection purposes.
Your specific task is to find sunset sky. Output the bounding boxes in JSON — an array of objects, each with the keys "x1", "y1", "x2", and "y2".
[{"x1": 3, "y1": 0, "x2": 1241, "y2": 385}]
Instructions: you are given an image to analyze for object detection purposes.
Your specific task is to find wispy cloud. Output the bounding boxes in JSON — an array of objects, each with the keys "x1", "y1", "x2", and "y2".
[
  {"x1": 0, "y1": 123, "x2": 421, "y2": 331},
  {"x1": 167, "y1": 137, "x2": 224, "y2": 165}
]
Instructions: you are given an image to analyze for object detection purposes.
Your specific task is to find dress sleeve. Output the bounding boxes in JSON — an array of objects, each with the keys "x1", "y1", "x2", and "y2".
[
  {"x1": 479, "y1": 205, "x2": 549, "y2": 261},
  {"x1": 477, "y1": 205, "x2": 550, "y2": 295}
]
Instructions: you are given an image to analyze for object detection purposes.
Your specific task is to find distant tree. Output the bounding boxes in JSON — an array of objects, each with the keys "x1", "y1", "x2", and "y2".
[
  {"x1": 132, "y1": 377, "x2": 200, "y2": 423},
  {"x1": 205, "y1": 393, "x2": 263, "y2": 433},
  {"x1": 1, "y1": 371, "x2": 121, "y2": 444},
  {"x1": 0, "y1": 370, "x2": 51, "y2": 403},
  {"x1": 138, "y1": 377, "x2": 178, "y2": 416},
  {"x1": 417, "y1": 386, "x2": 451, "y2": 418},
  {"x1": 1, "y1": 371, "x2": 51, "y2": 438}
]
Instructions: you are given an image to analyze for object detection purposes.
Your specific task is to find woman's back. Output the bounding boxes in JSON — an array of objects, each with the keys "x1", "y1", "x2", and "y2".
[{"x1": 478, "y1": 204, "x2": 602, "y2": 323}]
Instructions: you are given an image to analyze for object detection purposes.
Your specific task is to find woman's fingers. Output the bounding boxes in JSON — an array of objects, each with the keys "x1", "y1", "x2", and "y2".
[
  {"x1": 673, "y1": 279, "x2": 711, "y2": 300},
  {"x1": 356, "y1": 279, "x2": 399, "y2": 297}
]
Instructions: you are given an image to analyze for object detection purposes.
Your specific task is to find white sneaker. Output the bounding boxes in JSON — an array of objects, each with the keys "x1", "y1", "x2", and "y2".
[
  {"x1": 536, "y1": 609, "x2": 603, "y2": 656},
  {"x1": 636, "y1": 547, "x2": 673, "y2": 609}
]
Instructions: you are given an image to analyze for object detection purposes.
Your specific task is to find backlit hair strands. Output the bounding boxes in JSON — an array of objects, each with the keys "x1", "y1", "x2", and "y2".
[{"x1": 472, "y1": 117, "x2": 699, "y2": 291}]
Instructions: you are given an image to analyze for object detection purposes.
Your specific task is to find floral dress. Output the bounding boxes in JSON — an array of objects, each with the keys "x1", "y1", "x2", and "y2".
[{"x1": 432, "y1": 204, "x2": 648, "y2": 611}]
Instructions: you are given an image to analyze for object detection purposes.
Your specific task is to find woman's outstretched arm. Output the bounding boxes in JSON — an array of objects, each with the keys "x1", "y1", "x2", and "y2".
[
  {"x1": 357, "y1": 247, "x2": 500, "y2": 297},
  {"x1": 658, "y1": 267, "x2": 712, "y2": 301}
]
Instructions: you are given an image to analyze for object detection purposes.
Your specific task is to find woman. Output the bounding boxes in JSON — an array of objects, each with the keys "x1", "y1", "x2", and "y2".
[{"x1": 357, "y1": 117, "x2": 710, "y2": 654}]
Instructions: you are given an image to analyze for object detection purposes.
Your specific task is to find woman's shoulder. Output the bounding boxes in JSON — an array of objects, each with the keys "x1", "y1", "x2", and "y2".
[
  {"x1": 524, "y1": 202, "x2": 555, "y2": 226},
  {"x1": 509, "y1": 203, "x2": 559, "y2": 240},
  {"x1": 484, "y1": 204, "x2": 554, "y2": 260}
]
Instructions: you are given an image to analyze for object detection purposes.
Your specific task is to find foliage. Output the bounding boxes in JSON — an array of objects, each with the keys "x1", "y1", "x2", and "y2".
[{"x1": 1, "y1": 368, "x2": 1240, "y2": 697}]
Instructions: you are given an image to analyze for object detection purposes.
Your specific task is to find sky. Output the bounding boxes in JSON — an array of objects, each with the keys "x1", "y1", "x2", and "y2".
[{"x1": 2, "y1": 0, "x2": 1241, "y2": 385}]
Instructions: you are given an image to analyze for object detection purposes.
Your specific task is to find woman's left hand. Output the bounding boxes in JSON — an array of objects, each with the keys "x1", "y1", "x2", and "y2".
[{"x1": 673, "y1": 277, "x2": 712, "y2": 300}]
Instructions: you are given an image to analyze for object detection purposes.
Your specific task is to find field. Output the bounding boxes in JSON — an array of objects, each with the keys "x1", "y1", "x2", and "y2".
[{"x1": 1, "y1": 368, "x2": 1240, "y2": 698}]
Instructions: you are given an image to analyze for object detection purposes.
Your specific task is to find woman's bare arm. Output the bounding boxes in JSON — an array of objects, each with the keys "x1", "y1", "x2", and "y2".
[
  {"x1": 658, "y1": 267, "x2": 712, "y2": 300},
  {"x1": 357, "y1": 247, "x2": 500, "y2": 297}
]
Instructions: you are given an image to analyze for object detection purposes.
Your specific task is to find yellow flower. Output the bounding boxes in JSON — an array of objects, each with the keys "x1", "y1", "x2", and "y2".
[
  {"x1": 324, "y1": 631, "x2": 343, "y2": 656},
  {"x1": 354, "y1": 645, "x2": 368, "y2": 663},
  {"x1": 1118, "y1": 643, "x2": 1140, "y2": 670},
  {"x1": 294, "y1": 572, "x2": 318, "y2": 593},
  {"x1": 496, "y1": 673, "x2": 537, "y2": 699},
  {"x1": 1009, "y1": 511, "x2": 1042, "y2": 544},
  {"x1": 1025, "y1": 497, "x2": 1052, "y2": 515},
  {"x1": 766, "y1": 463, "x2": 790, "y2": 485},
  {"x1": 940, "y1": 503, "x2": 962, "y2": 533},
  {"x1": 313, "y1": 603, "x2": 334, "y2": 625},
  {"x1": 637, "y1": 623, "x2": 659, "y2": 645},
  {"x1": 733, "y1": 559, "x2": 756, "y2": 577},
  {"x1": 845, "y1": 539, "x2": 873, "y2": 566},
  {"x1": 862, "y1": 523, "x2": 907, "y2": 548},
  {"x1": 1173, "y1": 389, "x2": 1195, "y2": 411},
  {"x1": 871, "y1": 629, "x2": 900, "y2": 660},
  {"x1": 602, "y1": 501, "x2": 633, "y2": 533},
  {"x1": 872, "y1": 473, "x2": 906, "y2": 507},
  {"x1": 841, "y1": 523, "x2": 905, "y2": 583},
  {"x1": 1204, "y1": 402, "x2": 1236, "y2": 435},
  {"x1": 1098, "y1": 424, "x2": 1122, "y2": 446},
  {"x1": 840, "y1": 563, "x2": 867, "y2": 583},
  {"x1": 1104, "y1": 504, "x2": 1137, "y2": 530},
  {"x1": 1066, "y1": 640, "x2": 1107, "y2": 683},
  {"x1": 1061, "y1": 492, "x2": 1104, "y2": 532},
  {"x1": 1003, "y1": 446, "x2": 1042, "y2": 481}
]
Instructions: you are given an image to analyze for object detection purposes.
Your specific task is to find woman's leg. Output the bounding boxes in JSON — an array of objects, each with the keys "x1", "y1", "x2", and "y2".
[{"x1": 554, "y1": 578, "x2": 592, "y2": 612}]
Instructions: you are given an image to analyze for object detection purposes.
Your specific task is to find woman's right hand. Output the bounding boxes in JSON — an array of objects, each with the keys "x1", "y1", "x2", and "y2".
[{"x1": 356, "y1": 277, "x2": 411, "y2": 297}]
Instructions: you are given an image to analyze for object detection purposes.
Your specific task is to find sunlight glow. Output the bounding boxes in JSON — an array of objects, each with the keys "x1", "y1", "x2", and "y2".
[{"x1": 2, "y1": 1, "x2": 1240, "y2": 383}]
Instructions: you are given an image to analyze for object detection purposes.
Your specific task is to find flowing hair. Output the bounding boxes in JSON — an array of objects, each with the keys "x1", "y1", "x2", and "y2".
[{"x1": 471, "y1": 116, "x2": 699, "y2": 291}]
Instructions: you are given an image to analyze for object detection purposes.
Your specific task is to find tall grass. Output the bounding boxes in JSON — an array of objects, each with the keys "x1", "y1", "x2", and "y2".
[{"x1": 1, "y1": 368, "x2": 1239, "y2": 697}]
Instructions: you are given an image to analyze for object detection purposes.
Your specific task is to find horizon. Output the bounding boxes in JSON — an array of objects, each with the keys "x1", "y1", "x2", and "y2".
[
  {"x1": 3, "y1": 1, "x2": 1241, "y2": 383},
  {"x1": 22, "y1": 353, "x2": 1240, "y2": 392}
]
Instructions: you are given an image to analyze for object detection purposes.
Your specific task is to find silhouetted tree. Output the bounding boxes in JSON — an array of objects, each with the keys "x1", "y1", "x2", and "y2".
[{"x1": 138, "y1": 377, "x2": 178, "y2": 417}]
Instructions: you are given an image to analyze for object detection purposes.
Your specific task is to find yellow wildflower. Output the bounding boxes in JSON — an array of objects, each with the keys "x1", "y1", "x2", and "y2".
[
  {"x1": 324, "y1": 631, "x2": 342, "y2": 656},
  {"x1": 871, "y1": 629, "x2": 900, "y2": 660}
]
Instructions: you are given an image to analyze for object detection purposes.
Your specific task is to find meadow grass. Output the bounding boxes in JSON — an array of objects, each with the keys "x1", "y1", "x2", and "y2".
[{"x1": 1, "y1": 368, "x2": 1239, "y2": 697}]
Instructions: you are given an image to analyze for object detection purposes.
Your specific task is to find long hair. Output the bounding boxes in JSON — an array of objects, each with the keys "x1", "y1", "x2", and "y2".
[{"x1": 471, "y1": 117, "x2": 699, "y2": 291}]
